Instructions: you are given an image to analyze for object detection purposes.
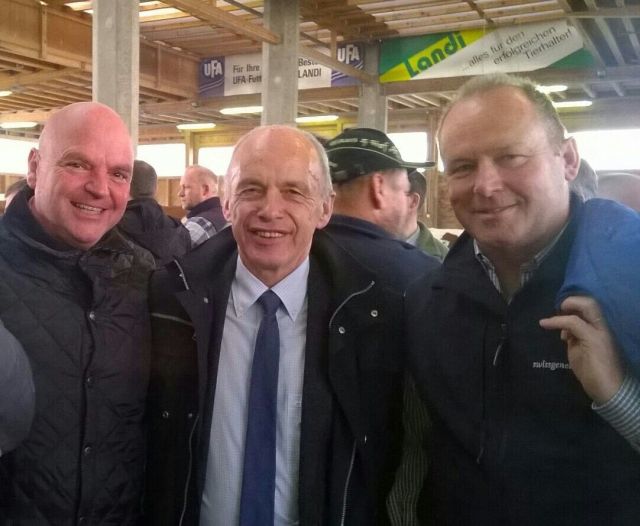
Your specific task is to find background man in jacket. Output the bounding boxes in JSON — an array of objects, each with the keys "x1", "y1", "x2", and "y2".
[
  {"x1": 401, "y1": 170, "x2": 448, "y2": 261},
  {"x1": 119, "y1": 159, "x2": 191, "y2": 266},
  {"x1": 179, "y1": 164, "x2": 227, "y2": 246},
  {"x1": 146, "y1": 125, "x2": 408, "y2": 525},
  {"x1": 407, "y1": 73, "x2": 640, "y2": 525},
  {"x1": 0, "y1": 102, "x2": 153, "y2": 524}
]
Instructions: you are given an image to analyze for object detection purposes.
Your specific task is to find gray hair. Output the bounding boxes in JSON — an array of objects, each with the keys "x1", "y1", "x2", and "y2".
[
  {"x1": 439, "y1": 73, "x2": 567, "y2": 147},
  {"x1": 226, "y1": 125, "x2": 333, "y2": 199}
]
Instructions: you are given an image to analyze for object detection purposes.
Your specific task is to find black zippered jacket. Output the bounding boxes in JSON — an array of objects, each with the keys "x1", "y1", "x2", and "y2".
[
  {"x1": 0, "y1": 189, "x2": 154, "y2": 525},
  {"x1": 144, "y1": 227, "x2": 405, "y2": 525}
]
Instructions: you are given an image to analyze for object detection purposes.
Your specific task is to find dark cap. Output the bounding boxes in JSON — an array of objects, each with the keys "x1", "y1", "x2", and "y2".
[{"x1": 326, "y1": 127, "x2": 435, "y2": 183}]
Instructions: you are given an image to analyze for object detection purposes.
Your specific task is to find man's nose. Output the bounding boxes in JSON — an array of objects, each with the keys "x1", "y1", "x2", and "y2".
[
  {"x1": 257, "y1": 189, "x2": 284, "y2": 219},
  {"x1": 84, "y1": 169, "x2": 109, "y2": 197},
  {"x1": 473, "y1": 159, "x2": 503, "y2": 197}
]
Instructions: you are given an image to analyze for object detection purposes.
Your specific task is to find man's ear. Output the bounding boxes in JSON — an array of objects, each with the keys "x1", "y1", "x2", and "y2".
[
  {"x1": 562, "y1": 137, "x2": 580, "y2": 183},
  {"x1": 408, "y1": 192, "x2": 421, "y2": 212},
  {"x1": 369, "y1": 172, "x2": 385, "y2": 209},
  {"x1": 316, "y1": 192, "x2": 335, "y2": 229},
  {"x1": 222, "y1": 198, "x2": 231, "y2": 221},
  {"x1": 26, "y1": 148, "x2": 39, "y2": 189}
]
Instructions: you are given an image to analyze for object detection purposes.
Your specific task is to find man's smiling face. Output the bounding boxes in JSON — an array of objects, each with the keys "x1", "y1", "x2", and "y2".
[
  {"x1": 27, "y1": 103, "x2": 133, "y2": 250},
  {"x1": 224, "y1": 127, "x2": 333, "y2": 287}
]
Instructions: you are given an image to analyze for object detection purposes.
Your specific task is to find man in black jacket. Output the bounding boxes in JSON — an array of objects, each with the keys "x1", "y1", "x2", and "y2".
[
  {"x1": 0, "y1": 102, "x2": 154, "y2": 524},
  {"x1": 146, "y1": 125, "x2": 411, "y2": 525},
  {"x1": 119, "y1": 160, "x2": 191, "y2": 266},
  {"x1": 407, "y1": 73, "x2": 640, "y2": 526}
]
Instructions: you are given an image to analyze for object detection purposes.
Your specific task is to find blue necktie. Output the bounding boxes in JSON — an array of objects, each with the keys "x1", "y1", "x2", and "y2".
[{"x1": 239, "y1": 290, "x2": 281, "y2": 526}]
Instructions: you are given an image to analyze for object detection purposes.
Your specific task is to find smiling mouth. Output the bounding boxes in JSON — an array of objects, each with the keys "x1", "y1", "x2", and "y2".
[
  {"x1": 475, "y1": 204, "x2": 515, "y2": 215},
  {"x1": 253, "y1": 230, "x2": 285, "y2": 238},
  {"x1": 73, "y1": 202, "x2": 104, "y2": 214}
]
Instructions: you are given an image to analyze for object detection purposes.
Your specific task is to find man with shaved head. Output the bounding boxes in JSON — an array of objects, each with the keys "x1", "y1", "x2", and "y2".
[
  {"x1": 0, "y1": 102, "x2": 154, "y2": 523},
  {"x1": 146, "y1": 125, "x2": 408, "y2": 525},
  {"x1": 179, "y1": 164, "x2": 227, "y2": 247}
]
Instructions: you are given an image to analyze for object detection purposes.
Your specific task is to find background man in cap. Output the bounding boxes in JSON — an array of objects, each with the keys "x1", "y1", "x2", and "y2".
[
  {"x1": 119, "y1": 159, "x2": 191, "y2": 266},
  {"x1": 407, "y1": 73, "x2": 640, "y2": 525},
  {"x1": 0, "y1": 102, "x2": 154, "y2": 523},
  {"x1": 324, "y1": 128, "x2": 440, "y2": 525},
  {"x1": 145, "y1": 125, "x2": 409, "y2": 525},
  {"x1": 324, "y1": 127, "x2": 439, "y2": 291},
  {"x1": 400, "y1": 170, "x2": 449, "y2": 261},
  {"x1": 179, "y1": 164, "x2": 227, "y2": 247}
]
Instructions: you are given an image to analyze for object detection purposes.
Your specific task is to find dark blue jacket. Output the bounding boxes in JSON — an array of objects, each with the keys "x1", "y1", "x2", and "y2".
[
  {"x1": 558, "y1": 197, "x2": 640, "y2": 378},
  {"x1": 407, "y1": 199, "x2": 640, "y2": 526},
  {"x1": 324, "y1": 215, "x2": 439, "y2": 292}
]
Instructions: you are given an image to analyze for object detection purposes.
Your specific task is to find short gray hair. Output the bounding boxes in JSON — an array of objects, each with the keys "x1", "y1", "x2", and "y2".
[
  {"x1": 439, "y1": 73, "x2": 567, "y2": 147},
  {"x1": 226, "y1": 125, "x2": 333, "y2": 199}
]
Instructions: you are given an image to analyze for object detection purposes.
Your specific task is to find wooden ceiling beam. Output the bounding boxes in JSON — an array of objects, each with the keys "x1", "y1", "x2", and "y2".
[
  {"x1": 0, "y1": 67, "x2": 86, "y2": 91},
  {"x1": 163, "y1": 0, "x2": 280, "y2": 44},
  {"x1": 383, "y1": 65, "x2": 640, "y2": 96}
]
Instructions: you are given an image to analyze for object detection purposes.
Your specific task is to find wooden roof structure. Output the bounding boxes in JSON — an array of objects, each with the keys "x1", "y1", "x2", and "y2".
[{"x1": 1, "y1": 0, "x2": 639, "y2": 141}]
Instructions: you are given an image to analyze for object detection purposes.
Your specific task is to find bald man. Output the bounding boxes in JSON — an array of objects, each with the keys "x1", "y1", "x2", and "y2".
[
  {"x1": 146, "y1": 126, "x2": 408, "y2": 525},
  {"x1": 0, "y1": 102, "x2": 154, "y2": 523},
  {"x1": 179, "y1": 164, "x2": 227, "y2": 247}
]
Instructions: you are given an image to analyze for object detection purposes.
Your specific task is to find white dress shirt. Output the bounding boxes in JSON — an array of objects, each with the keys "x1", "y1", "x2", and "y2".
[{"x1": 200, "y1": 256, "x2": 308, "y2": 526}]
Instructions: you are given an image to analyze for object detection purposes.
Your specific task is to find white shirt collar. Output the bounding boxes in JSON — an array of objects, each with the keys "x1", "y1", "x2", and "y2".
[{"x1": 231, "y1": 256, "x2": 309, "y2": 322}]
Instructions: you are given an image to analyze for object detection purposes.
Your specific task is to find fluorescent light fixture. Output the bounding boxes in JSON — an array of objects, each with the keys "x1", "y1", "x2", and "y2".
[
  {"x1": 552, "y1": 100, "x2": 593, "y2": 109},
  {"x1": 537, "y1": 84, "x2": 568, "y2": 94},
  {"x1": 64, "y1": 1, "x2": 91, "y2": 10},
  {"x1": 220, "y1": 106, "x2": 263, "y2": 115},
  {"x1": 295, "y1": 115, "x2": 339, "y2": 124},
  {"x1": 176, "y1": 122, "x2": 216, "y2": 131},
  {"x1": 0, "y1": 90, "x2": 12, "y2": 97},
  {"x1": 0, "y1": 121, "x2": 38, "y2": 129}
]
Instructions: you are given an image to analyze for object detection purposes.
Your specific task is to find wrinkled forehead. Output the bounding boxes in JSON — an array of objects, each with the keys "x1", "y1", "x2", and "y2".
[
  {"x1": 39, "y1": 104, "x2": 133, "y2": 161},
  {"x1": 229, "y1": 128, "x2": 321, "y2": 181},
  {"x1": 439, "y1": 89, "x2": 547, "y2": 153}
]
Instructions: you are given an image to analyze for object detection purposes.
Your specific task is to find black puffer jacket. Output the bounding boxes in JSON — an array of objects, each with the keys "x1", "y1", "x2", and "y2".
[
  {"x1": 118, "y1": 198, "x2": 191, "y2": 266},
  {"x1": 0, "y1": 189, "x2": 154, "y2": 525}
]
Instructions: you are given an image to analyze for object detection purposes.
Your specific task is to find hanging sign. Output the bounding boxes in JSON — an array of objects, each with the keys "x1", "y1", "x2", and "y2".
[
  {"x1": 199, "y1": 43, "x2": 363, "y2": 98},
  {"x1": 379, "y1": 20, "x2": 588, "y2": 82}
]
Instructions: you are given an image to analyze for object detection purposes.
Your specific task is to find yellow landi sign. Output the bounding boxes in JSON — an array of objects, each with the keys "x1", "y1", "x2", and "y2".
[{"x1": 380, "y1": 29, "x2": 488, "y2": 83}]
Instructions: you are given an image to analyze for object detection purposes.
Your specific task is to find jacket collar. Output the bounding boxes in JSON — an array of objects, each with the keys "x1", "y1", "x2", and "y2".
[
  {"x1": 434, "y1": 195, "x2": 582, "y2": 314},
  {"x1": 187, "y1": 196, "x2": 222, "y2": 219}
]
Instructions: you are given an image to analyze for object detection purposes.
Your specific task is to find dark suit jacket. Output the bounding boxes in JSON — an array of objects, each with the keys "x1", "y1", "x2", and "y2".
[{"x1": 145, "y1": 228, "x2": 406, "y2": 525}]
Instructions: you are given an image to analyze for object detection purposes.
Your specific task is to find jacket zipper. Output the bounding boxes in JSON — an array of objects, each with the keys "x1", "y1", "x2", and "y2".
[
  {"x1": 328, "y1": 280, "x2": 375, "y2": 329},
  {"x1": 178, "y1": 414, "x2": 200, "y2": 526},
  {"x1": 340, "y1": 440, "x2": 357, "y2": 526}
]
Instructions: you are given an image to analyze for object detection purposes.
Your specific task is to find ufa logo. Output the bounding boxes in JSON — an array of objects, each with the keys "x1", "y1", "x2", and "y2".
[
  {"x1": 337, "y1": 44, "x2": 361, "y2": 65},
  {"x1": 202, "y1": 59, "x2": 223, "y2": 78}
]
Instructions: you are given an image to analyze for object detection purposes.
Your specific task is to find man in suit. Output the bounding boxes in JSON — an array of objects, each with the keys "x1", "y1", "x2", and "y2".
[{"x1": 146, "y1": 125, "x2": 408, "y2": 525}]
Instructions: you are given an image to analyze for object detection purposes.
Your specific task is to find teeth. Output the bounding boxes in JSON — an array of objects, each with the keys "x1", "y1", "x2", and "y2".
[
  {"x1": 256, "y1": 231, "x2": 284, "y2": 238},
  {"x1": 74, "y1": 203, "x2": 102, "y2": 213}
]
